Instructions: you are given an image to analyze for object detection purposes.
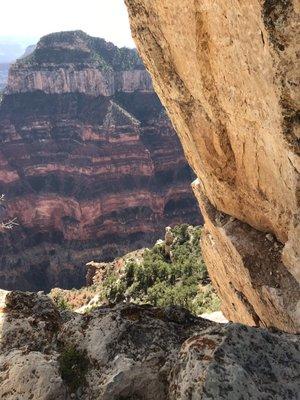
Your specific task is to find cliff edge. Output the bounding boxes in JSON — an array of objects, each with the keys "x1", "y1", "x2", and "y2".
[
  {"x1": 124, "y1": 0, "x2": 300, "y2": 332},
  {"x1": 0, "y1": 290, "x2": 299, "y2": 399}
]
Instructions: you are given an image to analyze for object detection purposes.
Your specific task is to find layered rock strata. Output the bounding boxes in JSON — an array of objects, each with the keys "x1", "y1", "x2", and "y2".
[
  {"x1": 125, "y1": 0, "x2": 300, "y2": 332},
  {"x1": 0, "y1": 290, "x2": 299, "y2": 399},
  {"x1": 0, "y1": 31, "x2": 201, "y2": 291}
]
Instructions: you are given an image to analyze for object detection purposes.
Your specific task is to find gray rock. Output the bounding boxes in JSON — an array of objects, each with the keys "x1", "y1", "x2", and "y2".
[
  {"x1": 0, "y1": 289, "x2": 299, "y2": 399},
  {"x1": 170, "y1": 324, "x2": 300, "y2": 399}
]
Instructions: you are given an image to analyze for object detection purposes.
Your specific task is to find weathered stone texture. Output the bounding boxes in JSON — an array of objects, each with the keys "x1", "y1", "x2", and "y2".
[
  {"x1": 0, "y1": 290, "x2": 299, "y2": 399},
  {"x1": 124, "y1": 0, "x2": 300, "y2": 332}
]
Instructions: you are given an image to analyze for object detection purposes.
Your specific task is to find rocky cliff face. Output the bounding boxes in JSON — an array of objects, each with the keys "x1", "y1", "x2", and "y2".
[
  {"x1": 125, "y1": 0, "x2": 300, "y2": 333},
  {"x1": 0, "y1": 63, "x2": 9, "y2": 91},
  {"x1": 0, "y1": 31, "x2": 201, "y2": 292},
  {"x1": 0, "y1": 45, "x2": 35, "y2": 92},
  {"x1": 6, "y1": 31, "x2": 151, "y2": 96},
  {"x1": 0, "y1": 290, "x2": 299, "y2": 399}
]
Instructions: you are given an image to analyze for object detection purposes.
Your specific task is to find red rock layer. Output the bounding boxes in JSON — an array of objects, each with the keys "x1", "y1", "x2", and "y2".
[{"x1": 0, "y1": 32, "x2": 201, "y2": 291}]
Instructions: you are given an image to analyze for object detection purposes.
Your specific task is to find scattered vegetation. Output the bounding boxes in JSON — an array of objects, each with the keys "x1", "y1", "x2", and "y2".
[
  {"x1": 50, "y1": 285, "x2": 99, "y2": 310},
  {"x1": 58, "y1": 346, "x2": 89, "y2": 392},
  {"x1": 49, "y1": 225, "x2": 220, "y2": 316},
  {"x1": 52, "y1": 294, "x2": 71, "y2": 311},
  {"x1": 16, "y1": 31, "x2": 142, "y2": 72},
  {"x1": 99, "y1": 224, "x2": 220, "y2": 315}
]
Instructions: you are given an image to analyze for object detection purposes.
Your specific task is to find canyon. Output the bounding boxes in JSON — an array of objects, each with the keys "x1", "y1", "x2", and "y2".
[
  {"x1": 0, "y1": 3, "x2": 299, "y2": 398},
  {"x1": 125, "y1": 0, "x2": 300, "y2": 333},
  {"x1": 0, "y1": 30, "x2": 201, "y2": 292}
]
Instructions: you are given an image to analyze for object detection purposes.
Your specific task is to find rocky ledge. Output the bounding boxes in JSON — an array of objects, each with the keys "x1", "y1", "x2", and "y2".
[{"x1": 0, "y1": 290, "x2": 299, "y2": 399}]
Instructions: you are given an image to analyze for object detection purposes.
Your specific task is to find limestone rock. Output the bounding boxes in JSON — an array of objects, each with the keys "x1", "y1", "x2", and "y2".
[
  {"x1": 0, "y1": 351, "x2": 67, "y2": 400},
  {"x1": 164, "y1": 226, "x2": 174, "y2": 257},
  {"x1": 6, "y1": 31, "x2": 152, "y2": 96},
  {"x1": 170, "y1": 324, "x2": 300, "y2": 399},
  {"x1": 200, "y1": 311, "x2": 228, "y2": 324},
  {"x1": 124, "y1": 0, "x2": 300, "y2": 332},
  {"x1": 0, "y1": 289, "x2": 299, "y2": 399}
]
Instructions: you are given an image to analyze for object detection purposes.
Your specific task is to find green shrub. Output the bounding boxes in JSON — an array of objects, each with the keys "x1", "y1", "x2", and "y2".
[
  {"x1": 101, "y1": 272, "x2": 127, "y2": 303},
  {"x1": 100, "y1": 225, "x2": 220, "y2": 315},
  {"x1": 53, "y1": 295, "x2": 71, "y2": 311},
  {"x1": 58, "y1": 346, "x2": 89, "y2": 392}
]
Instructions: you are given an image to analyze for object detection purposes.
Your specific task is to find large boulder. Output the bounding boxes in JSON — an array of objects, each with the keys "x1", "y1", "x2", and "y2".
[{"x1": 0, "y1": 290, "x2": 299, "y2": 399}]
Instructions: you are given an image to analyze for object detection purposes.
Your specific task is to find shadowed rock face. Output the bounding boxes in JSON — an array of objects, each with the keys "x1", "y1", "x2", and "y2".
[
  {"x1": 0, "y1": 290, "x2": 299, "y2": 399},
  {"x1": 124, "y1": 0, "x2": 300, "y2": 332},
  {"x1": 0, "y1": 31, "x2": 202, "y2": 292}
]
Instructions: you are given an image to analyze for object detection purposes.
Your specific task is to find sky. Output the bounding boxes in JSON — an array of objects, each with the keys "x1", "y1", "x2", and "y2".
[{"x1": 0, "y1": 0, "x2": 135, "y2": 60}]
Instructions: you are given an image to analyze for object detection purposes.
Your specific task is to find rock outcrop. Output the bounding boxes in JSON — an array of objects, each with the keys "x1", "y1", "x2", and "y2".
[
  {"x1": 0, "y1": 46, "x2": 35, "y2": 92},
  {"x1": 0, "y1": 63, "x2": 9, "y2": 91},
  {"x1": 124, "y1": 0, "x2": 300, "y2": 332},
  {"x1": 0, "y1": 31, "x2": 202, "y2": 292},
  {"x1": 0, "y1": 289, "x2": 299, "y2": 399}
]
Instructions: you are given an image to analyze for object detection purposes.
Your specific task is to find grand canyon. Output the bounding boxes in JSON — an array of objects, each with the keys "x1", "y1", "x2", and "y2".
[
  {"x1": 0, "y1": 1, "x2": 299, "y2": 399},
  {"x1": 0, "y1": 30, "x2": 201, "y2": 291}
]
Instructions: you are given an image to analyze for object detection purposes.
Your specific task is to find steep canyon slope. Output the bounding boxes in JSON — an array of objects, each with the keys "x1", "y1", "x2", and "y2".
[
  {"x1": 125, "y1": 0, "x2": 300, "y2": 332},
  {"x1": 0, "y1": 31, "x2": 201, "y2": 291}
]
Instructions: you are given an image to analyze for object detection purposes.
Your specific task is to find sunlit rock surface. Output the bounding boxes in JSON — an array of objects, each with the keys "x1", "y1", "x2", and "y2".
[{"x1": 124, "y1": 0, "x2": 300, "y2": 333}]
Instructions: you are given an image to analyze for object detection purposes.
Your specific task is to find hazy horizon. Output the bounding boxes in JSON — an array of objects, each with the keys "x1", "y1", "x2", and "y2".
[{"x1": 0, "y1": 0, "x2": 135, "y2": 62}]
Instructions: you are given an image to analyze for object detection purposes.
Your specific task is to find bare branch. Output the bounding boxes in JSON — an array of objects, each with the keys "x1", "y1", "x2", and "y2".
[
  {"x1": 1, "y1": 217, "x2": 18, "y2": 230},
  {"x1": 0, "y1": 194, "x2": 18, "y2": 231}
]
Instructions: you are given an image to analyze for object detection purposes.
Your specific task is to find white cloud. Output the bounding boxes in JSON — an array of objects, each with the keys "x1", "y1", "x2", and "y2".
[{"x1": 0, "y1": 0, "x2": 135, "y2": 48}]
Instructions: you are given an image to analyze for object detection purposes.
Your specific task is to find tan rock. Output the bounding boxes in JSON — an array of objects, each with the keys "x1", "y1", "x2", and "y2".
[
  {"x1": 164, "y1": 226, "x2": 174, "y2": 257},
  {"x1": 125, "y1": 0, "x2": 300, "y2": 332},
  {"x1": 6, "y1": 67, "x2": 153, "y2": 96}
]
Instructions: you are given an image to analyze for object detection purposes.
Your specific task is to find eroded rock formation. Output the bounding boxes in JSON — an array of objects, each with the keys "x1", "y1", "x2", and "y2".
[
  {"x1": 0, "y1": 31, "x2": 201, "y2": 291},
  {"x1": 0, "y1": 290, "x2": 299, "y2": 399},
  {"x1": 124, "y1": 0, "x2": 300, "y2": 332}
]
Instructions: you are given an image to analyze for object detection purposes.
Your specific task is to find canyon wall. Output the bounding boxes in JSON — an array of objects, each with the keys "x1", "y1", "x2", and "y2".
[
  {"x1": 0, "y1": 64, "x2": 9, "y2": 91},
  {"x1": 125, "y1": 0, "x2": 300, "y2": 333},
  {"x1": 0, "y1": 31, "x2": 201, "y2": 291},
  {"x1": 0, "y1": 46, "x2": 35, "y2": 91}
]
